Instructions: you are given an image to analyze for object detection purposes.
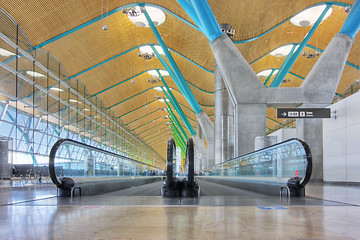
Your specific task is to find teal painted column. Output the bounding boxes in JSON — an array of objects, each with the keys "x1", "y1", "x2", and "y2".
[
  {"x1": 142, "y1": 6, "x2": 202, "y2": 114},
  {"x1": 269, "y1": 44, "x2": 297, "y2": 87},
  {"x1": 157, "y1": 70, "x2": 195, "y2": 136},
  {"x1": 165, "y1": 101, "x2": 189, "y2": 141}
]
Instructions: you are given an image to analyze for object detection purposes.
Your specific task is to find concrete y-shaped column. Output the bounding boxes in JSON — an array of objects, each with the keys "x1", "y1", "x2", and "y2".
[{"x1": 297, "y1": 0, "x2": 360, "y2": 180}]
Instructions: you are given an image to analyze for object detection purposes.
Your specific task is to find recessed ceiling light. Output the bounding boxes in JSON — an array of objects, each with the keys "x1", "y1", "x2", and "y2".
[
  {"x1": 147, "y1": 70, "x2": 169, "y2": 77},
  {"x1": 270, "y1": 44, "x2": 299, "y2": 57},
  {"x1": 290, "y1": 5, "x2": 333, "y2": 27},
  {"x1": 26, "y1": 71, "x2": 46, "y2": 78},
  {"x1": 0, "y1": 48, "x2": 15, "y2": 57},
  {"x1": 257, "y1": 69, "x2": 279, "y2": 78},
  {"x1": 126, "y1": 6, "x2": 166, "y2": 28}
]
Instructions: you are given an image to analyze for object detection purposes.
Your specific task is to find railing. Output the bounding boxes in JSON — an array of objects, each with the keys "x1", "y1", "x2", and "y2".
[
  {"x1": 200, "y1": 138, "x2": 312, "y2": 194},
  {"x1": 49, "y1": 139, "x2": 163, "y2": 190}
]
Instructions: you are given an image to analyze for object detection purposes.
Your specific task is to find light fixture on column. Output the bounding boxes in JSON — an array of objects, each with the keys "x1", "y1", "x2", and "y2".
[
  {"x1": 301, "y1": 51, "x2": 320, "y2": 58},
  {"x1": 148, "y1": 77, "x2": 161, "y2": 84}
]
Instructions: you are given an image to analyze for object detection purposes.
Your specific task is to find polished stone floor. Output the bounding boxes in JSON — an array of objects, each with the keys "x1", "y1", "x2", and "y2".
[{"x1": 0, "y1": 179, "x2": 359, "y2": 240}]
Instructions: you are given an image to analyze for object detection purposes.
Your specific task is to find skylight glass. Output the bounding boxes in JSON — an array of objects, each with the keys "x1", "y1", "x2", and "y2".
[
  {"x1": 270, "y1": 44, "x2": 299, "y2": 57},
  {"x1": 0, "y1": 48, "x2": 15, "y2": 57},
  {"x1": 139, "y1": 45, "x2": 165, "y2": 56},
  {"x1": 147, "y1": 70, "x2": 169, "y2": 77},
  {"x1": 127, "y1": 6, "x2": 166, "y2": 28},
  {"x1": 290, "y1": 5, "x2": 333, "y2": 27},
  {"x1": 26, "y1": 71, "x2": 46, "y2": 78},
  {"x1": 257, "y1": 69, "x2": 279, "y2": 78},
  {"x1": 49, "y1": 87, "x2": 64, "y2": 92}
]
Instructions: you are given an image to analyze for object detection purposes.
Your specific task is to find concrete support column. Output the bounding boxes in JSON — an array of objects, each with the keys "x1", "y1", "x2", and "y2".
[
  {"x1": 226, "y1": 93, "x2": 235, "y2": 160},
  {"x1": 196, "y1": 111, "x2": 215, "y2": 169},
  {"x1": 296, "y1": 104, "x2": 324, "y2": 181},
  {"x1": 214, "y1": 62, "x2": 230, "y2": 164},
  {"x1": 234, "y1": 104, "x2": 267, "y2": 156}
]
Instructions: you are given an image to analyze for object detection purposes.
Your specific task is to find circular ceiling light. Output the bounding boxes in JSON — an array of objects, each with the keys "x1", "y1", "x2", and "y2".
[
  {"x1": 257, "y1": 69, "x2": 279, "y2": 78},
  {"x1": 270, "y1": 44, "x2": 299, "y2": 57},
  {"x1": 290, "y1": 5, "x2": 333, "y2": 27},
  {"x1": 26, "y1": 71, "x2": 46, "y2": 78},
  {"x1": 127, "y1": 6, "x2": 166, "y2": 28},
  {"x1": 147, "y1": 70, "x2": 169, "y2": 77}
]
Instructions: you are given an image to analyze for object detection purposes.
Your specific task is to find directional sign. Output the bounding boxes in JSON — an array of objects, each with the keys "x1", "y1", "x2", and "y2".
[{"x1": 277, "y1": 108, "x2": 331, "y2": 119}]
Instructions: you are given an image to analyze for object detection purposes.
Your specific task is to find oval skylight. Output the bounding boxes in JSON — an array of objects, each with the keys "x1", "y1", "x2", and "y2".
[
  {"x1": 139, "y1": 45, "x2": 165, "y2": 56},
  {"x1": 26, "y1": 71, "x2": 46, "y2": 78},
  {"x1": 147, "y1": 70, "x2": 169, "y2": 77},
  {"x1": 127, "y1": 6, "x2": 166, "y2": 27},
  {"x1": 0, "y1": 48, "x2": 15, "y2": 57},
  {"x1": 49, "y1": 87, "x2": 64, "y2": 92},
  {"x1": 257, "y1": 69, "x2": 279, "y2": 78},
  {"x1": 270, "y1": 44, "x2": 299, "y2": 57},
  {"x1": 290, "y1": 5, "x2": 333, "y2": 27}
]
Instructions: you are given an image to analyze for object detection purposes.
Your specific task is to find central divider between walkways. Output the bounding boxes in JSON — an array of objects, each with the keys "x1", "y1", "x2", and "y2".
[
  {"x1": 161, "y1": 138, "x2": 200, "y2": 197},
  {"x1": 49, "y1": 139, "x2": 163, "y2": 197}
]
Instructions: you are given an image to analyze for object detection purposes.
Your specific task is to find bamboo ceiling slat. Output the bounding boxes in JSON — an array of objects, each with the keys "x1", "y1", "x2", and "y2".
[
  {"x1": 210, "y1": 0, "x2": 353, "y2": 42},
  {"x1": 127, "y1": 111, "x2": 168, "y2": 130},
  {"x1": 111, "y1": 93, "x2": 167, "y2": 117},
  {"x1": 120, "y1": 101, "x2": 164, "y2": 124}
]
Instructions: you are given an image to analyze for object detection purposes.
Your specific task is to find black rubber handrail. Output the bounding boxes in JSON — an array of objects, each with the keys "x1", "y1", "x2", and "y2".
[
  {"x1": 166, "y1": 138, "x2": 176, "y2": 187},
  {"x1": 49, "y1": 138, "x2": 160, "y2": 189},
  {"x1": 202, "y1": 138, "x2": 312, "y2": 187},
  {"x1": 186, "y1": 138, "x2": 194, "y2": 186}
]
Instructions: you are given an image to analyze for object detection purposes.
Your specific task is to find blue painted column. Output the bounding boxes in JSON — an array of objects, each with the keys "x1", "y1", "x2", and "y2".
[
  {"x1": 339, "y1": 0, "x2": 360, "y2": 39},
  {"x1": 142, "y1": 5, "x2": 202, "y2": 114}
]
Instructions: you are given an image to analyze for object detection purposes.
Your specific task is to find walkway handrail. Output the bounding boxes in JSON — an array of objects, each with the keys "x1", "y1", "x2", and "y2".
[
  {"x1": 166, "y1": 138, "x2": 176, "y2": 187},
  {"x1": 49, "y1": 138, "x2": 161, "y2": 189},
  {"x1": 186, "y1": 138, "x2": 195, "y2": 186},
  {"x1": 200, "y1": 138, "x2": 312, "y2": 187}
]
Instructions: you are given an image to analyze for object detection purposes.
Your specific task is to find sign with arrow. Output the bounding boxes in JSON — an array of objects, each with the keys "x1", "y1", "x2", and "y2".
[{"x1": 277, "y1": 108, "x2": 331, "y2": 119}]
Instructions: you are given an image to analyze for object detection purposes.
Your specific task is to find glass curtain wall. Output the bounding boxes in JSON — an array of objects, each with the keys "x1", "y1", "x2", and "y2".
[{"x1": 0, "y1": 9, "x2": 164, "y2": 169}]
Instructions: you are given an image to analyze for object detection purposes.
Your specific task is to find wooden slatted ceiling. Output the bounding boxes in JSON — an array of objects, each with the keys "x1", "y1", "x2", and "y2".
[
  {"x1": 1, "y1": 0, "x2": 359, "y2": 160},
  {"x1": 211, "y1": 0, "x2": 353, "y2": 41}
]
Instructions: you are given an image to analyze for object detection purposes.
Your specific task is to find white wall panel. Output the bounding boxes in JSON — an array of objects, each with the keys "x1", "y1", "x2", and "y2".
[
  {"x1": 323, "y1": 129, "x2": 346, "y2": 157},
  {"x1": 346, "y1": 123, "x2": 360, "y2": 155},
  {"x1": 346, "y1": 153, "x2": 360, "y2": 182},
  {"x1": 345, "y1": 92, "x2": 360, "y2": 127},
  {"x1": 323, "y1": 92, "x2": 360, "y2": 183},
  {"x1": 323, "y1": 155, "x2": 346, "y2": 181}
]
